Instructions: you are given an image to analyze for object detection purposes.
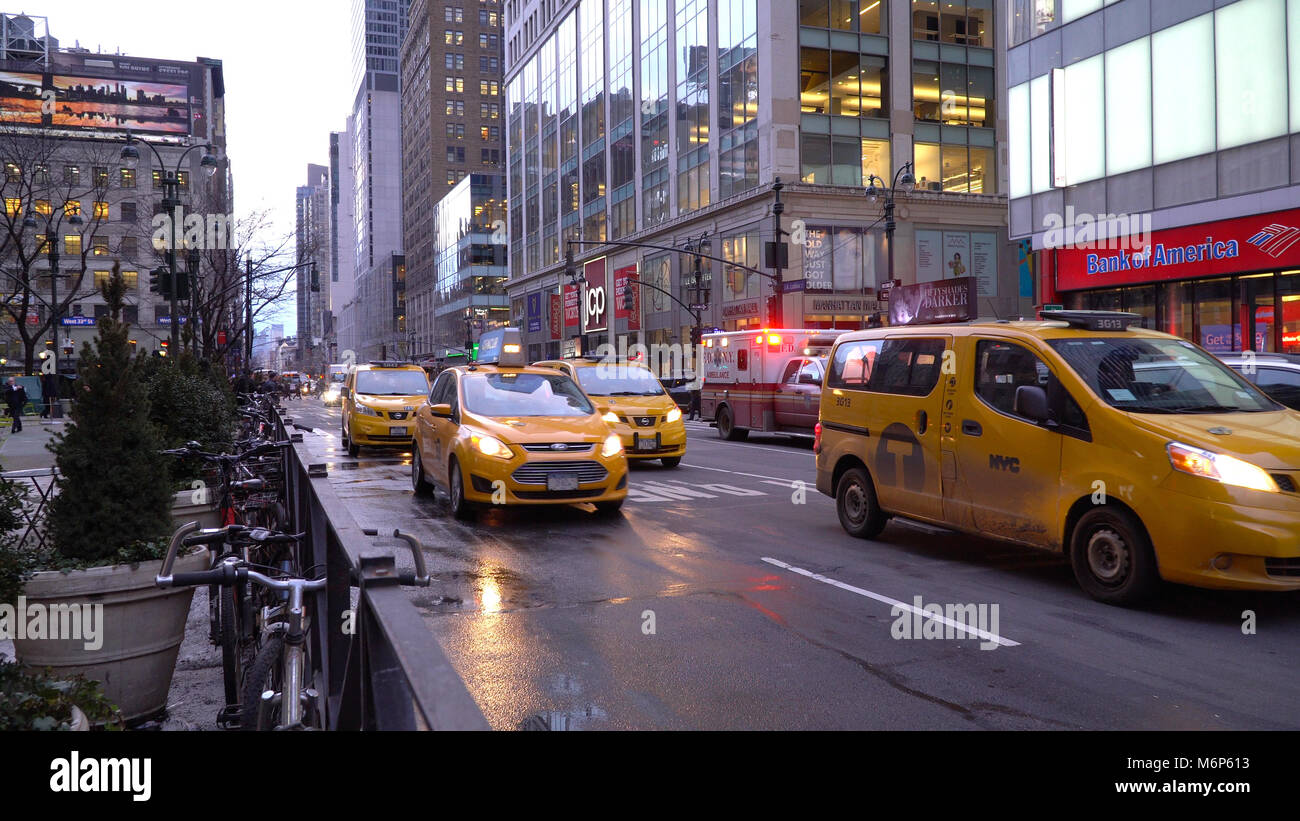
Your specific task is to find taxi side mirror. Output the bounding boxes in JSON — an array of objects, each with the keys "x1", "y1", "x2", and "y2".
[
  {"x1": 340, "y1": 386, "x2": 350, "y2": 399},
  {"x1": 1014, "y1": 385, "x2": 1051, "y2": 423},
  {"x1": 430, "y1": 403, "x2": 453, "y2": 419}
]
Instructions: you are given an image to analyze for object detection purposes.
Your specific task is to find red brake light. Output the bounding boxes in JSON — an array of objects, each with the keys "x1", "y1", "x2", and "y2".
[{"x1": 813, "y1": 421, "x2": 822, "y2": 454}]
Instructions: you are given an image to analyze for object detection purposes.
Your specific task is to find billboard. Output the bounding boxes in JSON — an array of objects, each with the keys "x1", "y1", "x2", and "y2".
[
  {"x1": 581, "y1": 257, "x2": 608, "y2": 334},
  {"x1": 0, "y1": 67, "x2": 192, "y2": 136}
]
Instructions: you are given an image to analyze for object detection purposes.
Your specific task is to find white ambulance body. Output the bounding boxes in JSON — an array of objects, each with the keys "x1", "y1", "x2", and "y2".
[{"x1": 699, "y1": 329, "x2": 844, "y2": 440}]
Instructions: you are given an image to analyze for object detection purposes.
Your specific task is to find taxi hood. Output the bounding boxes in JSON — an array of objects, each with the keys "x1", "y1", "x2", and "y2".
[
  {"x1": 468, "y1": 413, "x2": 610, "y2": 444},
  {"x1": 1126, "y1": 409, "x2": 1300, "y2": 470},
  {"x1": 355, "y1": 393, "x2": 427, "y2": 408},
  {"x1": 590, "y1": 394, "x2": 675, "y2": 412}
]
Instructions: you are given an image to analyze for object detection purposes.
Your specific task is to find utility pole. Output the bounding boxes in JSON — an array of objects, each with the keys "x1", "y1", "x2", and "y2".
[{"x1": 245, "y1": 256, "x2": 254, "y2": 369}]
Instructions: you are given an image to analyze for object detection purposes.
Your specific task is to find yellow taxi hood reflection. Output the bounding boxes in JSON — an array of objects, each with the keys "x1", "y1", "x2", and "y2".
[
  {"x1": 463, "y1": 412, "x2": 611, "y2": 443},
  {"x1": 1125, "y1": 409, "x2": 1300, "y2": 470},
  {"x1": 355, "y1": 394, "x2": 427, "y2": 407},
  {"x1": 591, "y1": 394, "x2": 674, "y2": 411}
]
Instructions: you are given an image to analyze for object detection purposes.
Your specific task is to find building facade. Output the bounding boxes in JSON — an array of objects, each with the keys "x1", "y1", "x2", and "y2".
[
  {"x1": 503, "y1": 0, "x2": 1020, "y2": 367},
  {"x1": 344, "y1": 0, "x2": 411, "y2": 361},
  {"x1": 401, "y1": 0, "x2": 505, "y2": 361},
  {"x1": 0, "y1": 12, "x2": 232, "y2": 368},
  {"x1": 295, "y1": 163, "x2": 330, "y2": 370},
  {"x1": 1009, "y1": 0, "x2": 1300, "y2": 355}
]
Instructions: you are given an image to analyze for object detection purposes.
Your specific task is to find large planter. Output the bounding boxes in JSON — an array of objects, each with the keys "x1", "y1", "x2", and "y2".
[
  {"x1": 13, "y1": 548, "x2": 211, "y2": 723},
  {"x1": 171, "y1": 489, "x2": 221, "y2": 530}
]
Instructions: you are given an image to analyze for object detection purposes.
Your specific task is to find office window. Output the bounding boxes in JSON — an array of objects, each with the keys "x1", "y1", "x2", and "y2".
[
  {"x1": 481, "y1": 102, "x2": 500, "y2": 118},
  {"x1": 481, "y1": 148, "x2": 500, "y2": 166},
  {"x1": 480, "y1": 80, "x2": 499, "y2": 95},
  {"x1": 3, "y1": 197, "x2": 18, "y2": 217},
  {"x1": 34, "y1": 199, "x2": 51, "y2": 216},
  {"x1": 480, "y1": 56, "x2": 499, "y2": 72},
  {"x1": 64, "y1": 165, "x2": 81, "y2": 185},
  {"x1": 64, "y1": 235, "x2": 82, "y2": 256},
  {"x1": 446, "y1": 76, "x2": 465, "y2": 92},
  {"x1": 92, "y1": 201, "x2": 109, "y2": 219},
  {"x1": 92, "y1": 235, "x2": 109, "y2": 256},
  {"x1": 120, "y1": 168, "x2": 135, "y2": 188},
  {"x1": 152, "y1": 169, "x2": 163, "y2": 189},
  {"x1": 447, "y1": 146, "x2": 466, "y2": 163},
  {"x1": 800, "y1": 0, "x2": 884, "y2": 34},
  {"x1": 32, "y1": 163, "x2": 47, "y2": 184},
  {"x1": 800, "y1": 49, "x2": 887, "y2": 117},
  {"x1": 63, "y1": 201, "x2": 81, "y2": 218},
  {"x1": 120, "y1": 201, "x2": 137, "y2": 222},
  {"x1": 176, "y1": 170, "x2": 189, "y2": 190},
  {"x1": 121, "y1": 236, "x2": 137, "y2": 257},
  {"x1": 93, "y1": 166, "x2": 109, "y2": 186},
  {"x1": 446, "y1": 100, "x2": 465, "y2": 116}
]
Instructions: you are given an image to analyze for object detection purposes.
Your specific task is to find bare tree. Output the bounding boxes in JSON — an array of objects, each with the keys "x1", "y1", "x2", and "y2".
[{"x1": 0, "y1": 123, "x2": 116, "y2": 374}]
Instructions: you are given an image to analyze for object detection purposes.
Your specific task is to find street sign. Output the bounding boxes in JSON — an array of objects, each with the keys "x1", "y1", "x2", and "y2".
[
  {"x1": 780, "y1": 279, "x2": 806, "y2": 294},
  {"x1": 689, "y1": 304, "x2": 710, "y2": 311}
]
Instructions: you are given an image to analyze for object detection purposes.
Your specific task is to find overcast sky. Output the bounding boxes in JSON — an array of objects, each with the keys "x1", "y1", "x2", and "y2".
[{"x1": 44, "y1": 0, "x2": 353, "y2": 334}]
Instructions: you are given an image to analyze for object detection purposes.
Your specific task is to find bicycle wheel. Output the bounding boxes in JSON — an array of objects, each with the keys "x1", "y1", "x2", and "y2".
[
  {"x1": 241, "y1": 633, "x2": 320, "y2": 730},
  {"x1": 219, "y1": 586, "x2": 242, "y2": 709}
]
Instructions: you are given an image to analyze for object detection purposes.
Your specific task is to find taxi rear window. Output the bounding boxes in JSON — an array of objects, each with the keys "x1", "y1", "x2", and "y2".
[
  {"x1": 828, "y1": 338, "x2": 944, "y2": 396},
  {"x1": 462, "y1": 372, "x2": 595, "y2": 417}
]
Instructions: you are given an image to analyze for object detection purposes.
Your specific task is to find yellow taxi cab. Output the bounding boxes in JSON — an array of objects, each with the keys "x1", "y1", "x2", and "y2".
[
  {"x1": 340, "y1": 361, "x2": 431, "y2": 457},
  {"x1": 411, "y1": 328, "x2": 629, "y2": 518},
  {"x1": 534, "y1": 357, "x2": 687, "y2": 467},
  {"x1": 815, "y1": 310, "x2": 1300, "y2": 605}
]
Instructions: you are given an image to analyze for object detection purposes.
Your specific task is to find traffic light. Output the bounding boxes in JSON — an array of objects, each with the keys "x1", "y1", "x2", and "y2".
[
  {"x1": 149, "y1": 266, "x2": 172, "y2": 299},
  {"x1": 690, "y1": 326, "x2": 702, "y2": 346}
]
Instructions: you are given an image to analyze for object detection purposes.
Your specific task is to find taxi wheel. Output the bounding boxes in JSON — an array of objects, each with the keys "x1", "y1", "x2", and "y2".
[
  {"x1": 660, "y1": 457, "x2": 682, "y2": 468},
  {"x1": 1069, "y1": 508, "x2": 1160, "y2": 606},
  {"x1": 447, "y1": 458, "x2": 475, "y2": 521},
  {"x1": 412, "y1": 448, "x2": 433, "y2": 495},
  {"x1": 836, "y1": 467, "x2": 888, "y2": 539},
  {"x1": 717, "y1": 406, "x2": 749, "y2": 441}
]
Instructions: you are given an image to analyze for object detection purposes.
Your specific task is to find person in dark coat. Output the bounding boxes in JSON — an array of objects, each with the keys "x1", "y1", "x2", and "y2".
[{"x1": 4, "y1": 377, "x2": 27, "y2": 432}]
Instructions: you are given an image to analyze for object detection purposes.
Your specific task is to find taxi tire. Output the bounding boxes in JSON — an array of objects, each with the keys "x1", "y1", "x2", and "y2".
[
  {"x1": 717, "y1": 406, "x2": 749, "y2": 441},
  {"x1": 412, "y1": 448, "x2": 433, "y2": 495},
  {"x1": 661, "y1": 457, "x2": 682, "y2": 468},
  {"x1": 447, "y1": 457, "x2": 475, "y2": 521},
  {"x1": 342, "y1": 421, "x2": 359, "y2": 458},
  {"x1": 1069, "y1": 508, "x2": 1160, "y2": 606},
  {"x1": 836, "y1": 467, "x2": 889, "y2": 539}
]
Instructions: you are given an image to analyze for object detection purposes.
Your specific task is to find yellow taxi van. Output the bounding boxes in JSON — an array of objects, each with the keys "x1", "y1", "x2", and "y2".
[
  {"x1": 340, "y1": 361, "x2": 431, "y2": 457},
  {"x1": 534, "y1": 357, "x2": 687, "y2": 467},
  {"x1": 411, "y1": 328, "x2": 629, "y2": 518},
  {"x1": 815, "y1": 310, "x2": 1300, "y2": 604}
]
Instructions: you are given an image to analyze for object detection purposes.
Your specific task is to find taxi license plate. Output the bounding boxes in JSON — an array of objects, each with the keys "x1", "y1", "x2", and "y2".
[
  {"x1": 636, "y1": 438, "x2": 658, "y2": 451},
  {"x1": 389, "y1": 426, "x2": 409, "y2": 436},
  {"x1": 547, "y1": 473, "x2": 580, "y2": 491}
]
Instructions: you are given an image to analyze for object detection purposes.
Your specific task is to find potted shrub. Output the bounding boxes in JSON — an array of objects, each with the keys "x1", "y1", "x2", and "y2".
[
  {"x1": 11, "y1": 270, "x2": 209, "y2": 723},
  {"x1": 0, "y1": 656, "x2": 121, "y2": 730},
  {"x1": 145, "y1": 353, "x2": 234, "y2": 529}
]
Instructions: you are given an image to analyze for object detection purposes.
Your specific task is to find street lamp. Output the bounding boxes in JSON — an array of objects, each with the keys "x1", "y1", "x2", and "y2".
[
  {"x1": 865, "y1": 162, "x2": 916, "y2": 313},
  {"x1": 120, "y1": 134, "x2": 220, "y2": 350}
]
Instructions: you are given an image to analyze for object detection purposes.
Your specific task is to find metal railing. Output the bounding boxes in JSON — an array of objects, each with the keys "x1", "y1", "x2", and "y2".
[{"x1": 273, "y1": 410, "x2": 488, "y2": 730}]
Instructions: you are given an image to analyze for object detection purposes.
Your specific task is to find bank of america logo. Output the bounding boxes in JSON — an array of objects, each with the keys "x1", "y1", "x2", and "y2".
[{"x1": 1246, "y1": 223, "x2": 1300, "y2": 258}]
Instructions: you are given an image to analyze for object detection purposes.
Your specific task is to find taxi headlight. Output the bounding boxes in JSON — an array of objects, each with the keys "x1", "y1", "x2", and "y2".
[
  {"x1": 1167, "y1": 442, "x2": 1277, "y2": 492},
  {"x1": 471, "y1": 432, "x2": 512, "y2": 459},
  {"x1": 665, "y1": 407, "x2": 682, "y2": 423},
  {"x1": 355, "y1": 404, "x2": 381, "y2": 417},
  {"x1": 601, "y1": 411, "x2": 620, "y2": 425},
  {"x1": 601, "y1": 433, "x2": 624, "y2": 458}
]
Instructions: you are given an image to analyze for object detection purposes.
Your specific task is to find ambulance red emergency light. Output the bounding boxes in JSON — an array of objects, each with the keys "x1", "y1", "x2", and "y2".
[{"x1": 699, "y1": 329, "x2": 844, "y2": 440}]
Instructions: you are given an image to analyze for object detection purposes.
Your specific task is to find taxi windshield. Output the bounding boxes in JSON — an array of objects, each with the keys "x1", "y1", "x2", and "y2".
[
  {"x1": 356, "y1": 369, "x2": 430, "y2": 396},
  {"x1": 1047, "y1": 337, "x2": 1280, "y2": 414},
  {"x1": 462, "y1": 372, "x2": 595, "y2": 417},
  {"x1": 575, "y1": 365, "x2": 666, "y2": 397}
]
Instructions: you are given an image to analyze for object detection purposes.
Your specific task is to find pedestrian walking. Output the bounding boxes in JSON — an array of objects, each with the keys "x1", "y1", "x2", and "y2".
[{"x1": 4, "y1": 377, "x2": 27, "y2": 433}]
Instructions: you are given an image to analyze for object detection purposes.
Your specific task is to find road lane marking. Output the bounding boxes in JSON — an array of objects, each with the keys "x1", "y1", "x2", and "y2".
[
  {"x1": 684, "y1": 435, "x2": 816, "y2": 457},
  {"x1": 760, "y1": 557, "x2": 1020, "y2": 648},
  {"x1": 685, "y1": 464, "x2": 815, "y2": 485}
]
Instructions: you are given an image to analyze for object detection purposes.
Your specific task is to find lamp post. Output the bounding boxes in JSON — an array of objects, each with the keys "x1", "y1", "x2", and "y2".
[
  {"x1": 120, "y1": 134, "x2": 219, "y2": 350},
  {"x1": 23, "y1": 207, "x2": 82, "y2": 418},
  {"x1": 865, "y1": 162, "x2": 916, "y2": 311}
]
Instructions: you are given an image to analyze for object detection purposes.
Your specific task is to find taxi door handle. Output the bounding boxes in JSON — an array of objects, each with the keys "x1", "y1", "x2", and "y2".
[{"x1": 961, "y1": 420, "x2": 982, "y2": 437}]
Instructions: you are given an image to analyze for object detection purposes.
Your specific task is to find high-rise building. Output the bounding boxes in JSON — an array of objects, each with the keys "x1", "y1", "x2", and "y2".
[
  {"x1": 1008, "y1": 0, "x2": 1300, "y2": 355},
  {"x1": 0, "y1": 12, "x2": 232, "y2": 366},
  {"x1": 329, "y1": 129, "x2": 356, "y2": 362},
  {"x1": 343, "y1": 0, "x2": 411, "y2": 360},
  {"x1": 295, "y1": 163, "x2": 330, "y2": 369},
  {"x1": 401, "y1": 0, "x2": 506, "y2": 359},
  {"x1": 503, "y1": 0, "x2": 1017, "y2": 364}
]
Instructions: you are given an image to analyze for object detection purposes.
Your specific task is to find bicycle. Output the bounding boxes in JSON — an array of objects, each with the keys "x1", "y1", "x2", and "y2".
[{"x1": 158, "y1": 526, "x2": 432, "y2": 730}]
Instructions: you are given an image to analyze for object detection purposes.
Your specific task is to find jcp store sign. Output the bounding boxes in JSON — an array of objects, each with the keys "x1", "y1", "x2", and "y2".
[{"x1": 582, "y1": 257, "x2": 608, "y2": 334}]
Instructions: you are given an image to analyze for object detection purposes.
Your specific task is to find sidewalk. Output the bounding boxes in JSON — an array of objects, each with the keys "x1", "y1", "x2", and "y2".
[{"x1": 0, "y1": 416, "x2": 64, "y2": 472}]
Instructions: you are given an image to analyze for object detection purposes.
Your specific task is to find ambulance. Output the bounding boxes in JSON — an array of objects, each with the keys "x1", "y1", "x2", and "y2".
[{"x1": 700, "y1": 329, "x2": 845, "y2": 440}]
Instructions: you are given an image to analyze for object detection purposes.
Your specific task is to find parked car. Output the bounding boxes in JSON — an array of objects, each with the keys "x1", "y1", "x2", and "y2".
[{"x1": 1216, "y1": 352, "x2": 1300, "y2": 410}]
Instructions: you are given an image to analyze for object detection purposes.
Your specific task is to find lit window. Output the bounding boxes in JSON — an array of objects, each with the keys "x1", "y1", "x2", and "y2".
[
  {"x1": 3, "y1": 198, "x2": 20, "y2": 217},
  {"x1": 93, "y1": 201, "x2": 109, "y2": 219},
  {"x1": 64, "y1": 235, "x2": 82, "y2": 256}
]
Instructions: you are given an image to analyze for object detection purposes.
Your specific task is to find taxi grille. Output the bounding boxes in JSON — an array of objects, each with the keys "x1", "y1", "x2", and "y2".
[
  {"x1": 388, "y1": 411, "x2": 409, "y2": 421},
  {"x1": 1269, "y1": 473, "x2": 1296, "y2": 493},
  {"x1": 1264, "y1": 558, "x2": 1300, "y2": 578},
  {"x1": 519, "y1": 442, "x2": 595, "y2": 453},
  {"x1": 618, "y1": 415, "x2": 667, "y2": 426},
  {"x1": 512, "y1": 460, "x2": 608, "y2": 485}
]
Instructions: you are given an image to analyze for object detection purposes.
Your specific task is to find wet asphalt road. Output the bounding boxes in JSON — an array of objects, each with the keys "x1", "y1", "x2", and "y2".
[{"x1": 284, "y1": 397, "x2": 1299, "y2": 730}]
